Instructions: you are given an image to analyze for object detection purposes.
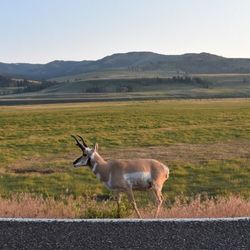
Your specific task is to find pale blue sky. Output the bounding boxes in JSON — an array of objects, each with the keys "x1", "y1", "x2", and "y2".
[{"x1": 1, "y1": 0, "x2": 250, "y2": 63}]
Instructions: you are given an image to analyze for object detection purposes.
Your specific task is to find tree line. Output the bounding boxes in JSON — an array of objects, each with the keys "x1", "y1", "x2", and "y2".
[
  {"x1": 0, "y1": 75, "x2": 57, "y2": 95},
  {"x1": 81, "y1": 76, "x2": 213, "y2": 93}
]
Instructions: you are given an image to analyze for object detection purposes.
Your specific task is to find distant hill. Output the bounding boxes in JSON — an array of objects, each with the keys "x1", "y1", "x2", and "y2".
[{"x1": 2, "y1": 52, "x2": 250, "y2": 80}]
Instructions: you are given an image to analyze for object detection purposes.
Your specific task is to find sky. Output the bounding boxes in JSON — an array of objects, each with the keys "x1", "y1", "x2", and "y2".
[{"x1": 1, "y1": 0, "x2": 250, "y2": 63}]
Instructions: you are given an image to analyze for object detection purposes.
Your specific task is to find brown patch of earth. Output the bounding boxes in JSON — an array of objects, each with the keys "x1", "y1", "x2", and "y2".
[
  {"x1": 7, "y1": 140, "x2": 250, "y2": 174},
  {"x1": 102, "y1": 141, "x2": 250, "y2": 165}
]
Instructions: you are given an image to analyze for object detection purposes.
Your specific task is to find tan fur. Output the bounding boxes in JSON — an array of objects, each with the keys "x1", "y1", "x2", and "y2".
[{"x1": 73, "y1": 142, "x2": 169, "y2": 218}]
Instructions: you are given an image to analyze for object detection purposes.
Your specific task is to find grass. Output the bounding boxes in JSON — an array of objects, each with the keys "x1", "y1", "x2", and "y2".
[
  {"x1": 0, "y1": 99, "x2": 250, "y2": 217},
  {"x1": 0, "y1": 194, "x2": 249, "y2": 219},
  {"x1": 139, "y1": 195, "x2": 250, "y2": 219}
]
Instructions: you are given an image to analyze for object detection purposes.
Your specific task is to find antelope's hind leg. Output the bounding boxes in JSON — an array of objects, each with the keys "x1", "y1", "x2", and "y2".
[{"x1": 152, "y1": 185, "x2": 164, "y2": 218}]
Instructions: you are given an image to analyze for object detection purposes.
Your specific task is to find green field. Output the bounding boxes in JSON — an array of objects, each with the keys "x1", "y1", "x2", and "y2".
[{"x1": 0, "y1": 99, "x2": 250, "y2": 204}]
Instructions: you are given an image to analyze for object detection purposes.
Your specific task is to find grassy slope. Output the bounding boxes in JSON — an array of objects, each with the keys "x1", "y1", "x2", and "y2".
[
  {"x1": 1, "y1": 73, "x2": 249, "y2": 102},
  {"x1": 0, "y1": 99, "x2": 250, "y2": 202},
  {"x1": 45, "y1": 73, "x2": 250, "y2": 95},
  {"x1": 50, "y1": 69, "x2": 179, "y2": 82},
  {"x1": 72, "y1": 73, "x2": 250, "y2": 95}
]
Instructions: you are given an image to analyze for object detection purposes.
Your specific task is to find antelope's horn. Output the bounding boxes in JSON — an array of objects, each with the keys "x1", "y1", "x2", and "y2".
[
  {"x1": 71, "y1": 135, "x2": 85, "y2": 151},
  {"x1": 77, "y1": 135, "x2": 88, "y2": 148}
]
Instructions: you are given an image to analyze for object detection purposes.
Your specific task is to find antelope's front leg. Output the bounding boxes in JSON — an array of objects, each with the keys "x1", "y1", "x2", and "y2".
[
  {"x1": 115, "y1": 192, "x2": 122, "y2": 218},
  {"x1": 126, "y1": 189, "x2": 142, "y2": 219}
]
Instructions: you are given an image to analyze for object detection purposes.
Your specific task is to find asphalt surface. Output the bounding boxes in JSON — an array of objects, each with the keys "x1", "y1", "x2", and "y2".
[
  {"x1": 0, "y1": 96, "x2": 168, "y2": 106},
  {"x1": 0, "y1": 218, "x2": 249, "y2": 250}
]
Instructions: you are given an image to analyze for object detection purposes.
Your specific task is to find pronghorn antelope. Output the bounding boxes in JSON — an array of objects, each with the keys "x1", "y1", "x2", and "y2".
[{"x1": 71, "y1": 135, "x2": 169, "y2": 218}]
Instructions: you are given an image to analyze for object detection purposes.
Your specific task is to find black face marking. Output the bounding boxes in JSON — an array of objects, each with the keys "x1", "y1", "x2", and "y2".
[
  {"x1": 73, "y1": 156, "x2": 82, "y2": 165},
  {"x1": 73, "y1": 152, "x2": 91, "y2": 167}
]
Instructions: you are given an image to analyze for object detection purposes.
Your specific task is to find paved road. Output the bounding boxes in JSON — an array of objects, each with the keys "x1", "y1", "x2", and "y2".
[
  {"x1": 0, "y1": 96, "x2": 168, "y2": 106},
  {"x1": 0, "y1": 218, "x2": 249, "y2": 249}
]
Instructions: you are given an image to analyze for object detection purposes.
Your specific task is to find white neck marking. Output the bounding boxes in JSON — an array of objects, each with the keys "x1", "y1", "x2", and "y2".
[
  {"x1": 92, "y1": 163, "x2": 98, "y2": 173},
  {"x1": 104, "y1": 173, "x2": 112, "y2": 190},
  {"x1": 90, "y1": 152, "x2": 95, "y2": 160}
]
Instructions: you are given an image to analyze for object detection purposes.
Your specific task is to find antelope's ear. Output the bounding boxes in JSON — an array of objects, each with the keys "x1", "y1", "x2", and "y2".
[{"x1": 94, "y1": 143, "x2": 98, "y2": 152}]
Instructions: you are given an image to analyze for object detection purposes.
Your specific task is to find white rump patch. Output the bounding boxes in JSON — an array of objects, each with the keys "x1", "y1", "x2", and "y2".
[{"x1": 123, "y1": 172, "x2": 151, "y2": 187}]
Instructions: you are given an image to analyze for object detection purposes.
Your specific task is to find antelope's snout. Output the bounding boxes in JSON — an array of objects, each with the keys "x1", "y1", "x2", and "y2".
[
  {"x1": 73, "y1": 155, "x2": 89, "y2": 167},
  {"x1": 73, "y1": 156, "x2": 80, "y2": 167}
]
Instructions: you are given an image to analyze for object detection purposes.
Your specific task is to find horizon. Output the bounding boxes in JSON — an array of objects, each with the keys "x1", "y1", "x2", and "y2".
[
  {"x1": 1, "y1": 0, "x2": 250, "y2": 63},
  {"x1": 1, "y1": 51, "x2": 249, "y2": 65}
]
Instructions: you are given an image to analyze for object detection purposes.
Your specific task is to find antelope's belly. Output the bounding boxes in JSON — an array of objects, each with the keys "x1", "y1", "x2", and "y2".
[
  {"x1": 104, "y1": 173, "x2": 126, "y2": 192},
  {"x1": 123, "y1": 172, "x2": 152, "y2": 189}
]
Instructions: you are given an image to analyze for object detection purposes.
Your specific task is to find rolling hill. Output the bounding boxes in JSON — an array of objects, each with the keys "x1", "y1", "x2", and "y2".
[
  {"x1": 2, "y1": 52, "x2": 250, "y2": 80},
  {"x1": 1, "y1": 52, "x2": 250, "y2": 104}
]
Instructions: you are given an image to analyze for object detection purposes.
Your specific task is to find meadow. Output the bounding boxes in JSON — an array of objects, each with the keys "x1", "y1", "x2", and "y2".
[{"x1": 0, "y1": 99, "x2": 249, "y2": 217}]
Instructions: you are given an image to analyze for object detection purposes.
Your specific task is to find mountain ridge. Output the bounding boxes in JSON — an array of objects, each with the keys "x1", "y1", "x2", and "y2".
[{"x1": 1, "y1": 52, "x2": 250, "y2": 80}]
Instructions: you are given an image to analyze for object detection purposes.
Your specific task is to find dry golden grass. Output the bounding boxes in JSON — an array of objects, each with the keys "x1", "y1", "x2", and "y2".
[
  {"x1": 0, "y1": 194, "x2": 249, "y2": 219},
  {"x1": 136, "y1": 195, "x2": 250, "y2": 219},
  {"x1": 0, "y1": 194, "x2": 80, "y2": 218}
]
